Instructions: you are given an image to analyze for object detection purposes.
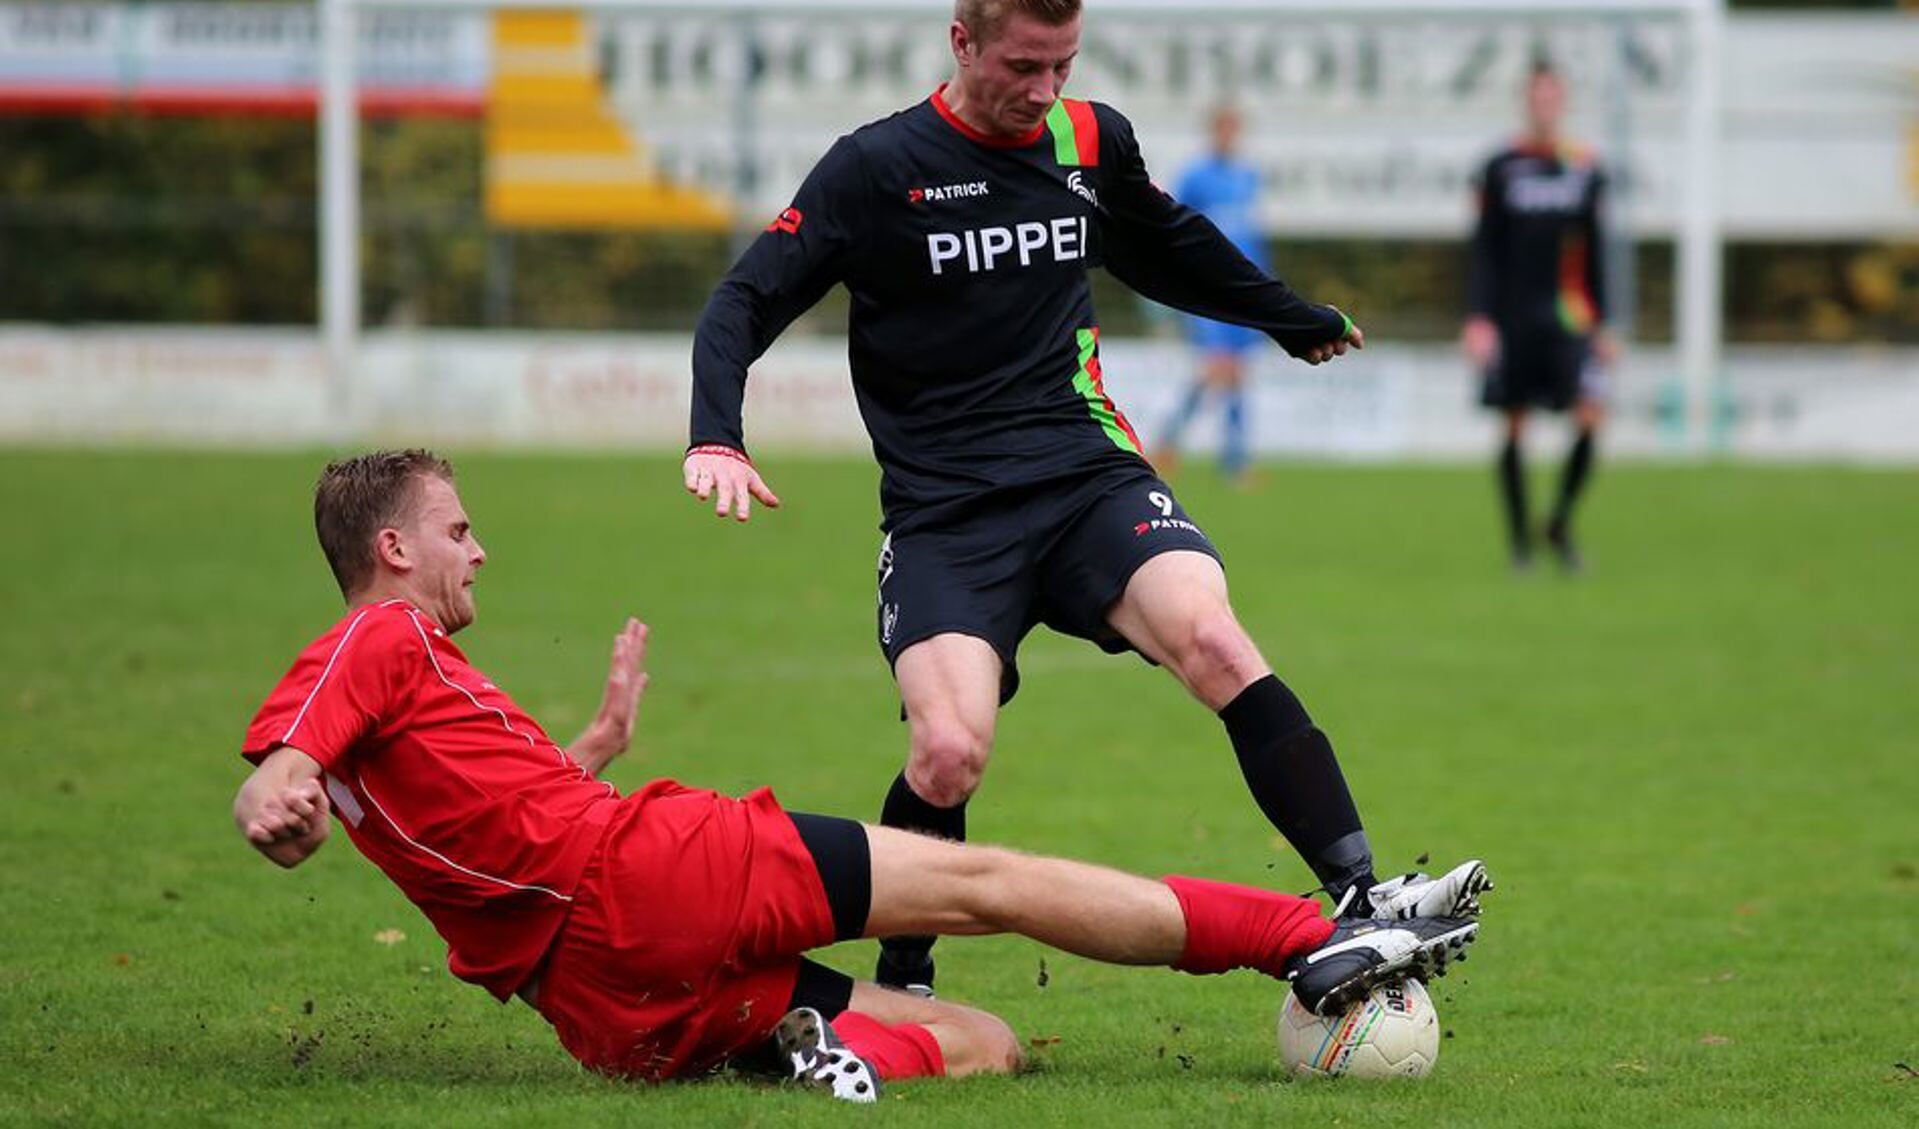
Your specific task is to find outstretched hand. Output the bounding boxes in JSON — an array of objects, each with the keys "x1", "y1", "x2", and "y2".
[
  {"x1": 683, "y1": 446, "x2": 781, "y2": 523},
  {"x1": 567, "y1": 618, "x2": 650, "y2": 776}
]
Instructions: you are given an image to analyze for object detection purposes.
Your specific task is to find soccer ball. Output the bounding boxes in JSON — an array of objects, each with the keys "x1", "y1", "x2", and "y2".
[{"x1": 1276, "y1": 977, "x2": 1440, "y2": 1079}]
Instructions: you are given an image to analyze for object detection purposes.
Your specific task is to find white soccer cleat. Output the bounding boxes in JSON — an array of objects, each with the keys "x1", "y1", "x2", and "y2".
[
  {"x1": 1341, "y1": 859, "x2": 1493, "y2": 921},
  {"x1": 775, "y1": 1007, "x2": 882, "y2": 1104}
]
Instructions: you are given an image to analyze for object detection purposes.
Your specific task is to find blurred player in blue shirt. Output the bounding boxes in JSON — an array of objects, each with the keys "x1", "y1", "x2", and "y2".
[{"x1": 1155, "y1": 105, "x2": 1267, "y2": 487}]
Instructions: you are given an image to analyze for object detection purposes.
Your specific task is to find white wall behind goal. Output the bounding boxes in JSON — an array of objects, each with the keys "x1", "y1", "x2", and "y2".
[{"x1": 2, "y1": 327, "x2": 1914, "y2": 463}]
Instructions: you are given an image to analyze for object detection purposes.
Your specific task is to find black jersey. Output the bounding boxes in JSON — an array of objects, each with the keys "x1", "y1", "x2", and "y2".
[
  {"x1": 691, "y1": 87, "x2": 1348, "y2": 532},
  {"x1": 1467, "y1": 141, "x2": 1609, "y2": 340}
]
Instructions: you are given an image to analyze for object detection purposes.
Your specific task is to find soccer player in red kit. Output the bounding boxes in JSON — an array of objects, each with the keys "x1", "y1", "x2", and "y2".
[{"x1": 234, "y1": 450, "x2": 1480, "y2": 1100}]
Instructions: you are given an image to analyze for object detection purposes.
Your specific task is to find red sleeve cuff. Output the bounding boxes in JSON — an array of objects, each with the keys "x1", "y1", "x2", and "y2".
[{"x1": 685, "y1": 444, "x2": 754, "y2": 467}]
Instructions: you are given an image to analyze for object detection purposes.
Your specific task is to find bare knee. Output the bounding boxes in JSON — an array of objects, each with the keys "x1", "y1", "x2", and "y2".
[
  {"x1": 1172, "y1": 608, "x2": 1266, "y2": 704},
  {"x1": 906, "y1": 719, "x2": 992, "y2": 807},
  {"x1": 935, "y1": 1006, "x2": 1024, "y2": 1078}
]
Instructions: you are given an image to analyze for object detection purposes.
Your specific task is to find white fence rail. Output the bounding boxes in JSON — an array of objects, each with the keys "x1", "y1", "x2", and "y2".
[{"x1": 4, "y1": 326, "x2": 1914, "y2": 462}]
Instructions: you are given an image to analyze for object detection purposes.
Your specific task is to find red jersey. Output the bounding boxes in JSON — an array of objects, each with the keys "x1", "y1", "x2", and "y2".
[{"x1": 242, "y1": 599, "x2": 623, "y2": 999}]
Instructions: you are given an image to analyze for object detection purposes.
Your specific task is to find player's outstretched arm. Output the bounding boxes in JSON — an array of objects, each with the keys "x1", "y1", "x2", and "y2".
[
  {"x1": 686, "y1": 135, "x2": 866, "y2": 521},
  {"x1": 233, "y1": 745, "x2": 330, "y2": 868},
  {"x1": 682, "y1": 445, "x2": 781, "y2": 523},
  {"x1": 566, "y1": 617, "x2": 650, "y2": 776},
  {"x1": 1093, "y1": 105, "x2": 1357, "y2": 364}
]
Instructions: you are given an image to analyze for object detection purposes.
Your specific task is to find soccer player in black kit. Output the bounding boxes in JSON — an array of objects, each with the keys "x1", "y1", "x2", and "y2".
[
  {"x1": 685, "y1": 0, "x2": 1490, "y2": 997},
  {"x1": 1464, "y1": 61, "x2": 1619, "y2": 573}
]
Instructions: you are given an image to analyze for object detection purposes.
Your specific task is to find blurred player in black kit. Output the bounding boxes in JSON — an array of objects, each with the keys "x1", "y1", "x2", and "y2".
[
  {"x1": 1464, "y1": 61, "x2": 1619, "y2": 572},
  {"x1": 684, "y1": 0, "x2": 1489, "y2": 996}
]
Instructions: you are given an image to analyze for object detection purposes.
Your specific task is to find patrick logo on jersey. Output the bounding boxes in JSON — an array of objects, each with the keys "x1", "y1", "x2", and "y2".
[{"x1": 908, "y1": 181, "x2": 991, "y2": 204}]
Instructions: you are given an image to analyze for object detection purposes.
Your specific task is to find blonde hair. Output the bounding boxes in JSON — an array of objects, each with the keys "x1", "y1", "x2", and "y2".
[
  {"x1": 313, "y1": 449, "x2": 454, "y2": 596},
  {"x1": 954, "y1": 0, "x2": 1081, "y2": 44}
]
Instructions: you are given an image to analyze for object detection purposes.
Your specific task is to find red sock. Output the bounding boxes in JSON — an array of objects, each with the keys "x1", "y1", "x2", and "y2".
[
  {"x1": 831, "y1": 1011, "x2": 946, "y2": 1080},
  {"x1": 1162, "y1": 875, "x2": 1336, "y2": 979}
]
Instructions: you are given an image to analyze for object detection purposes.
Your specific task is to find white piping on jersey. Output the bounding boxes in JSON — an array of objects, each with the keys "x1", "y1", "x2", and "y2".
[
  {"x1": 299, "y1": 601, "x2": 614, "y2": 899},
  {"x1": 280, "y1": 605, "x2": 377, "y2": 745},
  {"x1": 398, "y1": 606, "x2": 615, "y2": 798},
  {"x1": 355, "y1": 772, "x2": 572, "y2": 902}
]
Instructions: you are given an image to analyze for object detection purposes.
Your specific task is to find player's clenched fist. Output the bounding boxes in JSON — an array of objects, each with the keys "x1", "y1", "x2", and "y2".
[
  {"x1": 233, "y1": 755, "x2": 332, "y2": 868},
  {"x1": 683, "y1": 445, "x2": 782, "y2": 523},
  {"x1": 247, "y1": 777, "x2": 326, "y2": 841},
  {"x1": 1299, "y1": 313, "x2": 1366, "y2": 366}
]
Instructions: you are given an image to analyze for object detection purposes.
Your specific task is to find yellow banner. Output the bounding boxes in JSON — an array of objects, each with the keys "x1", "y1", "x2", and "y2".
[{"x1": 484, "y1": 11, "x2": 729, "y2": 231}]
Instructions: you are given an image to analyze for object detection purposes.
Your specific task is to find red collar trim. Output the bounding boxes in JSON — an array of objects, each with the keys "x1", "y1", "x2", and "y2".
[{"x1": 930, "y1": 83, "x2": 1045, "y2": 149}]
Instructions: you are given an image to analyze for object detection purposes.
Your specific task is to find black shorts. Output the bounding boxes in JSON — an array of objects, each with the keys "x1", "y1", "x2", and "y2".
[
  {"x1": 782, "y1": 811, "x2": 870, "y2": 1020},
  {"x1": 875, "y1": 466, "x2": 1222, "y2": 704},
  {"x1": 1480, "y1": 328, "x2": 1604, "y2": 412}
]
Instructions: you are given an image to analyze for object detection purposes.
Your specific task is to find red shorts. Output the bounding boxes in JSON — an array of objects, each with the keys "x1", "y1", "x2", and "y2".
[{"x1": 531, "y1": 780, "x2": 839, "y2": 1081}]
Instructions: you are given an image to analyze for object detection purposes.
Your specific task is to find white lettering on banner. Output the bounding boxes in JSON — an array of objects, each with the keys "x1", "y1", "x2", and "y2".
[{"x1": 927, "y1": 216, "x2": 1090, "y2": 276}]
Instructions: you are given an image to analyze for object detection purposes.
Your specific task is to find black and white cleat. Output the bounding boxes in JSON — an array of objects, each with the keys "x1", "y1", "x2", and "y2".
[
  {"x1": 1361, "y1": 860, "x2": 1494, "y2": 921},
  {"x1": 775, "y1": 1007, "x2": 883, "y2": 1103},
  {"x1": 1287, "y1": 916, "x2": 1479, "y2": 1017}
]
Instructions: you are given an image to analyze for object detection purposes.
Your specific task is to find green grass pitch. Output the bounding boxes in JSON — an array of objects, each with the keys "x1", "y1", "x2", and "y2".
[{"x1": 1, "y1": 450, "x2": 1913, "y2": 1126}]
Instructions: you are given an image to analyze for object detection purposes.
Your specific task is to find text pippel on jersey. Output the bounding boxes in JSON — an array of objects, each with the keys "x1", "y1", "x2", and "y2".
[{"x1": 926, "y1": 215, "x2": 1090, "y2": 276}]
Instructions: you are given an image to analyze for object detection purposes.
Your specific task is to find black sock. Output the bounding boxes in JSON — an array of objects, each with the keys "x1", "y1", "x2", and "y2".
[
  {"x1": 881, "y1": 770, "x2": 967, "y2": 842},
  {"x1": 1550, "y1": 428, "x2": 1596, "y2": 534},
  {"x1": 1498, "y1": 437, "x2": 1531, "y2": 557},
  {"x1": 878, "y1": 772, "x2": 967, "y2": 958},
  {"x1": 1219, "y1": 675, "x2": 1375, "y2": 903}
]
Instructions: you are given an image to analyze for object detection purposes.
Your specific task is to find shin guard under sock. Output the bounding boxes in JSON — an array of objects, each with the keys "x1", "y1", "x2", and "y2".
[{"x1": 1219, "y1": 675, "x2": 1375, "y2": 901}]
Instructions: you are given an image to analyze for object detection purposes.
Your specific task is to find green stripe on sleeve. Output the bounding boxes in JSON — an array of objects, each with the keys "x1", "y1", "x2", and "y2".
[{"x1": 1045, "y1": 100, "x2": 1079, "y2": 167}]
